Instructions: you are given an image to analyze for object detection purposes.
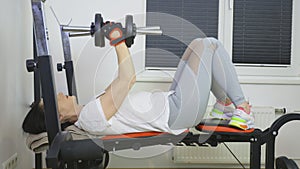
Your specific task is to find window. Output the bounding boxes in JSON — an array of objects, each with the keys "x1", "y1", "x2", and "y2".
[
  {"x1": 144, "y1": 0, "x2": 298, "y2": 81},
  {"x1": 232, "y1": 0, "x2": 293, "y2": 66},
  {"x1": 146, "y1": 0, "x2": 219, "y2": 68}
]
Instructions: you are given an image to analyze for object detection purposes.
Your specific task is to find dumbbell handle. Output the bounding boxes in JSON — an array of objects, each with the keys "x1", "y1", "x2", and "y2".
[
  {"x1": 62, "y1": 25, "x2": 162, "y2": 36},
  {"x1": 136, "y1": 26, "x2": 162, "y2": 35},
  {"x1": 61, "y1": 26, "x2": 91, "y2": 32}
]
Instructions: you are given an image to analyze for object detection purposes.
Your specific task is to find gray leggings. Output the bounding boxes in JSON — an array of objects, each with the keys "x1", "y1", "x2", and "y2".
[{"x1": 168, "y1": 38, "x2": 246, "y2": 129}]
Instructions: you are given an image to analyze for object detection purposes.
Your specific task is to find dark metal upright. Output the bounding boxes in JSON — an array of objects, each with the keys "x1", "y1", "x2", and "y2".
[
  {"x1": 31, "y1": 1, "x2": 63, "y2": 169},
  {"x1": 32, "y1": 0, "x2": 61, "y2": 145},
  {"x1": 59, "y1": 29, "x2": 77, "y2": 97},
  {"x1": 32, "y1": 22, "x2": 43, "y2": 169},
  {"x1": 250, "y1": 140, "x2": 262, "y2": 169},
  {"x1": 265, "y1": 138, "x2": 275, "y2": 169}
]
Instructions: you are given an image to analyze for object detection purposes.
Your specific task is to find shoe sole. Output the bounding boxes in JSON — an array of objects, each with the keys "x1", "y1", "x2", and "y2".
[
  {"x1": 210, "y1": 109, "x2": 232, "y2": 120},
  {"x1": 229, "y1": 116, "x2": 254, "y2": 130}
]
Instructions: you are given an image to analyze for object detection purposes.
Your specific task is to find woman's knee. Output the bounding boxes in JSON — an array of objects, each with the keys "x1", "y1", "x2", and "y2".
[
  {"x1": 189, "y1": 38, "x2": 204, "y2": 47},
  {"x1": 184, "y1": 37, "x2": 220, "y2": 61},
  {"x1": 204, "y1": 37, "x2": 221, "y2": 50},
  {"x1": 189, "y1": 37, "x2": 219, "y2": 49},
  {"x1": 205, "y1": 37, "x2": 218, "y2": 43},
  {"x1": 187, "y1": 38, "x2": 206, "y2": 54},
  {"x1": 181, "y1": 38, "x2": 204, "y2": 60}
]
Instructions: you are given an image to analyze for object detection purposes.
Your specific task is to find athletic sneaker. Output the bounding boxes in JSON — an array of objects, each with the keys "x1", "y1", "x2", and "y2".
[
  {"x1": 229, "y1": 107, "x2": 255, "y2": 130},
  {"x1": 210, "y1": 101, "x2": 235, "y2": 120}
]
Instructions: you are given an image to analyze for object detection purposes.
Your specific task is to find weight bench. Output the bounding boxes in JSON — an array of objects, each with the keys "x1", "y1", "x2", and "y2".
[
  {"x1": 26, "y1": 114, "x2": 300, "y2": 169},
  {"x1": 26, "y1": 1, "x2": 300, "y2": 169}
]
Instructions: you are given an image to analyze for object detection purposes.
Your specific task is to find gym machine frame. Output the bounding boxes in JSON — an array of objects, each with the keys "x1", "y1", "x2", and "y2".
[{"x1": 27, "y1": 1, "x2": 300, "y2": 169}]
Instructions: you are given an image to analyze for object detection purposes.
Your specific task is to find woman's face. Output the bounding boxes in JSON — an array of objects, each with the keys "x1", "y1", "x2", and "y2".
[{"x1": 56, "y1": 92, "x2": 78, "y2": 114}]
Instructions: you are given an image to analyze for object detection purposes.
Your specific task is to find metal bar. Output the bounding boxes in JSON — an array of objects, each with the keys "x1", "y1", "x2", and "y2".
[
  {"x1": 32, "y1": 0, "x2": 61, "y2": 145},
  {"x1": 64, "y1": 61, "x2": 78, "y2": 97},
  {"x1": 61, "y1": 25, "x2": 91, "y2": 32},
  {"x1": 60, "y1": 30, "x2": 78, "y2": 97},
  {"x1": 60, "y1": 132, "x2": 188, "y2": 159},
  {"x1": 32, "y1": 1, "x2": 49, "y2": 56},
  {"x1": 32, "y1": 26, "x2": 43, "y2": 169},
  {"x1": 46, "y1": 132, "x2": 72, "y2": 168},
  {"x1": 35, "y1": 153, "x2": 42, "y2": 169},
  {"x1": 136, "y1": 28, "x2": 162, "y2": 35},
  {"x1": 265, "y1": 138, "x2": 275, "y2": 169},
  {"x1": 138, "y1": 26, "x2": 161, "y2": 30},
  {"x1": 60, "y1": 29, "x2": 72, "y2": 61},
  {"x1": 269, "y1": 113, "x2": 300, "y2": 132},
  {"x1": 33, "y1": 28, "x2": 41, "y2": 102},
  {"x1": 250, "y1": 142, "x2": 261, "y2": 169},
  {"x1": 69, "y1": 32, "x2": 91, "y2": 37},
  {"x1": 38, "y1": 55, "x2": 61, "y2": 144},
  {"x1": 63, "y1": 25, "x2": 163, "y2": 36}
]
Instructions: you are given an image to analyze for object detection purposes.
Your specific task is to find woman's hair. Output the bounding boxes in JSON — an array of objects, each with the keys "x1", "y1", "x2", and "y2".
[
  {"x1": 22, "y1": 100, "x2": 74, "y2": 134},
  {"x1": 22, "y1": 100, "x2": 46, "y2": 134}
]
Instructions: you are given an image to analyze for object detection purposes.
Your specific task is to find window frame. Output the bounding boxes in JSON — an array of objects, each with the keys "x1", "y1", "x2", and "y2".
[
  {"x1": 222, "y1": 0, "x2": 300, "y2": 78},
  {"x1": 137, "y1": 0, "x2": 300, "y2": 84}
]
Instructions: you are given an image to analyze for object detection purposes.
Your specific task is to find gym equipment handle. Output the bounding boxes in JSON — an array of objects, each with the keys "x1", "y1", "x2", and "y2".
[
  {"x1": 61, "y1": 14, "x2": 163, "y2": 47},
  {"x1": 61, "y1": 26, "x2": 91, "y2": 32},
  {"x1": 136, "y1": 26, "x2": 162, "y2": 35},
  {"x1": 61, "y1": 25, "x2": 162, "y2": 36}
]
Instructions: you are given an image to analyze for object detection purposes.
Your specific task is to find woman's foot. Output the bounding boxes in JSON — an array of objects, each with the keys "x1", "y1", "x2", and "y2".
[
  {"x1": 210, "y1": 101, "x2": 235, "y2": 120},
  {"x1": 229, "y1": 102, "x2": 255, "y2": 130}
]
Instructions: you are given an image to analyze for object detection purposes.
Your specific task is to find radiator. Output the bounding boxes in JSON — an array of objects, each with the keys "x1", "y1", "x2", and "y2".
[{"x1": 173, "y1": 106, "x2": 276, "y2": 164}]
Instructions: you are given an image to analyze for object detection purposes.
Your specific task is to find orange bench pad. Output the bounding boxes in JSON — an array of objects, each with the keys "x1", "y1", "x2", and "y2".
[{"x1": 197, "y1": 125, "x2": 255, "y2": 133}]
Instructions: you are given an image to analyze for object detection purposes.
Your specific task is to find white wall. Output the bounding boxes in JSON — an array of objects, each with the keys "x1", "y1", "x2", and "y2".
[{"x1": 0, "y1": 0, "x2": 34, "y2": 168}]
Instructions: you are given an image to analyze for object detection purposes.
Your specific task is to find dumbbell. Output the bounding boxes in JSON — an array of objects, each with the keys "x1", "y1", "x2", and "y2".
[
  {"x1": 96, "y1": 15, "x2": 137, "y2": 47},
  {"x1": 61, "y1": 14, "x2": 162, "y2": 48},
  {"x1": 92, "y1": 14, "x2": 162, "y2": 47}
]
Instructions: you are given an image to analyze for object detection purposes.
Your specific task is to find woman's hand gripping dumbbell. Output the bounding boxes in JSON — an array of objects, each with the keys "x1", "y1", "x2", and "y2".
[{"x1": 101, "y1": 22, "x2": 135, "y2": 47}]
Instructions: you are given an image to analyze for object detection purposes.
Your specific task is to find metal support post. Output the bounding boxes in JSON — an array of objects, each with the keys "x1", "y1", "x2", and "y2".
[
  {"x1": 265, "y1": 136, "x2": 275, "y2": 169},
  {"x1": 250, "y1": 141, "x2": 261, "y2": 169},
  {"x1": 35, "y1": 153, "x2": 43, "y2": 169},
  {"x1": 60, "y1": 30, "x2": 77, "y2": 96},
  {"x1": 32, "y1": 0, "x2": 61, "y2": 144}
]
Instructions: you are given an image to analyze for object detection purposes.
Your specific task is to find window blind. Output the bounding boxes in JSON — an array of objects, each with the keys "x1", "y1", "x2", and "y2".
[
  {"x1": 233, "y1": 0, "x2": 293, "y2": 65},
  {"x1": 146, "y1": 0, "x2": 219, "y2": 68}
]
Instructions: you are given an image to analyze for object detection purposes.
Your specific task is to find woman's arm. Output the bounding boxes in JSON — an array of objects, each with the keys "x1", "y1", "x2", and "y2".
[{"x1": 100, "y1": 42, "x2": 136, "y2": 120}]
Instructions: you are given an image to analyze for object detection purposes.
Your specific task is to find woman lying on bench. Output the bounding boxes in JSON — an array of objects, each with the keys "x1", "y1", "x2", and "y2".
[{"x1": 23, "y1": 22, "x2": 254, "y2": 136}]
